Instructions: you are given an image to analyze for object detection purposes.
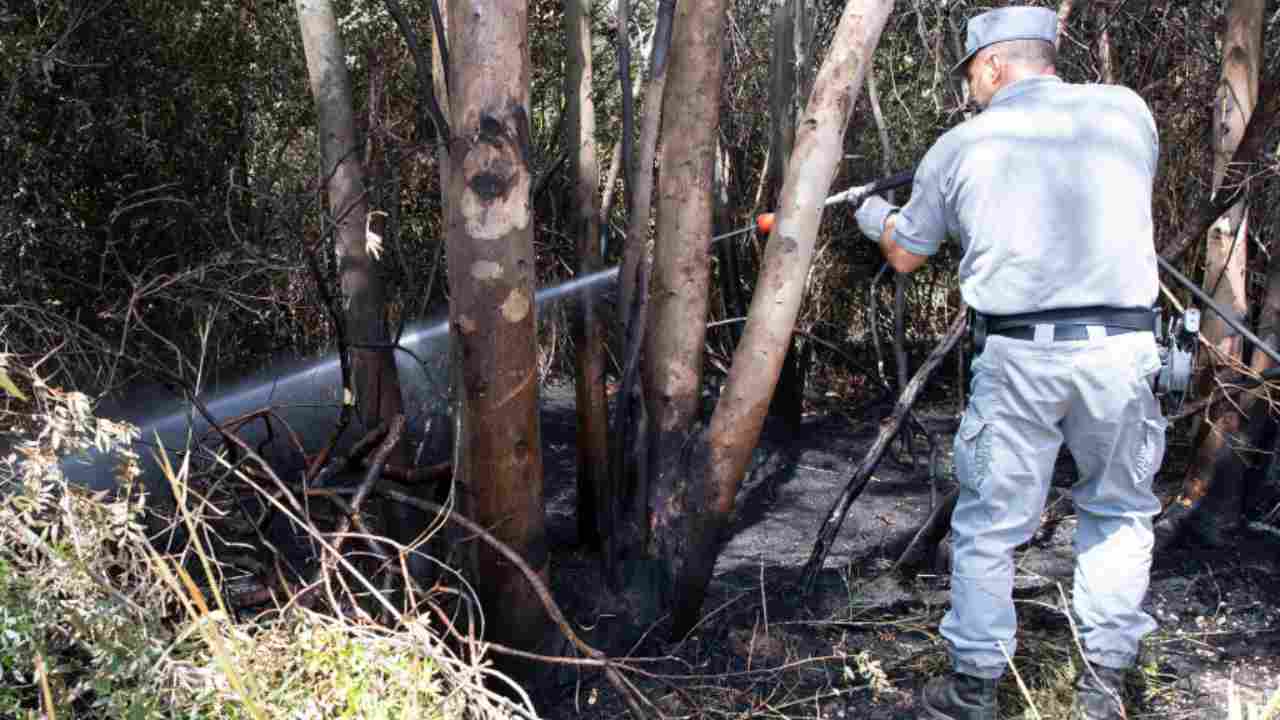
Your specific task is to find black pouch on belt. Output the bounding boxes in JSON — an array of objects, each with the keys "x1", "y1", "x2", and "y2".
[{"x1": 969, "y1": 309, "x2": 988, "y2": 353}]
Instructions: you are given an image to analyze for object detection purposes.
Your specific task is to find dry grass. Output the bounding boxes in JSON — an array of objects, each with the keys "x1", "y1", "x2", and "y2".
[{"x1": 0, "y1": 354, "x2": 537, "y2": 719}]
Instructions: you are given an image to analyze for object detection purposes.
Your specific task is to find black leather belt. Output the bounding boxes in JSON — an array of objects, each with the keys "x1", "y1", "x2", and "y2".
[
  {"x1": 989, "y1": 324, "x2": 1140, "y2": 341},
  {"x1": 973, "y1": 306, "x2": 1157, "y2": 348}
]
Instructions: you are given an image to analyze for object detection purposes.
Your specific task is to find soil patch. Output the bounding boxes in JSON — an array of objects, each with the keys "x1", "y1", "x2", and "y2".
[{"x1": 537, "y1": 381, "x2": 1280, "y2": 719}]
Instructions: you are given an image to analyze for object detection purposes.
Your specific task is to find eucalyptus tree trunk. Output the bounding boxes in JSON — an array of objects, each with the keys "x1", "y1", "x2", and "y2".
[
  {"x1": 636, "y1": 0, "x2": 729, "y2": 635},
  {"x1": 295, "y1": 1, "x2": 410, "y2": 532},
  {"x1": 1173, "y1": 0, "x2": 1264, "y2": 544},
  {"x1": 600, "y1": 15, "x2": 657, "y2": 226},
  {"x1": 767, "y1": 0, "x2": 798, "y2": 188},
  {"x1": 618, "y1": 0, "x2": 675, "y2": 322},
  {"x1": 1055, "y1": 0, "x2": 1074, "y2": 48},
  {"x1": 444, "y1": 0, "x2": 548, "y2": 654},
  {"x1": 696, "y1": 0, "x2": 892, "y2": 618},
  {"x1": 564, "y1": 0, "x2": 609, "y2": 549},
  {"x1": 1096, "y1": 1, "x2": 1117, "y2": 84},
  {"x1": 606, "y1": 0, "x2": 675, "y2": 583},
  {"x1": 629, "y1": 0, "x2": 892, "y2": 637}
]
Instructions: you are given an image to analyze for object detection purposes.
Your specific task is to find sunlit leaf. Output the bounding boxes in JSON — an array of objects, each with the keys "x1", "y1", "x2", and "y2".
[{"x1": 0, "y1": 369, "x2": 26, "y2": 402}]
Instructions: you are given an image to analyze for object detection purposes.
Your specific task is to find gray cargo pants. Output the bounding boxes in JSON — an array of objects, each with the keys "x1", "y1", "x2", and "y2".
[{"x1": 942, "y1": 327, "x2": 1166, "y2": 679}]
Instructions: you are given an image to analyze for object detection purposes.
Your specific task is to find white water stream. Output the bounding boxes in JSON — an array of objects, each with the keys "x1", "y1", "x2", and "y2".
[{"x1": 64, "y1": 265, "x2": 624, "y2": 492}]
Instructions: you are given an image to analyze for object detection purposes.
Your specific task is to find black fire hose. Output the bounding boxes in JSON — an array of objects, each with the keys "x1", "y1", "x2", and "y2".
[
  {"x1": 857, "y1": 169, "x2": 916, "y2": 199},
  {"x1": 1156, "y1": 255, "x2": 1280, "y2": 369}
]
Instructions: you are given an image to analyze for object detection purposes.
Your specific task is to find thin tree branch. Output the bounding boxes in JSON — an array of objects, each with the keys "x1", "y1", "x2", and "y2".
[
  {"x1": 383, "y1": 0, "x2": 451, "y2": 143},
  {"x1": 800, "y1": 308, "x2": 968, "y2": 595},
  {"x1": 1161, "y1": 76, "x2": 1279, "y2": 263}
]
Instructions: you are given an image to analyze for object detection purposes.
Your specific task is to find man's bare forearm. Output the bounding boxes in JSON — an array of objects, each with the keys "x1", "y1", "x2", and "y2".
[{"x1": 879, "y1": 214, "x2": 929, "y2": 273}]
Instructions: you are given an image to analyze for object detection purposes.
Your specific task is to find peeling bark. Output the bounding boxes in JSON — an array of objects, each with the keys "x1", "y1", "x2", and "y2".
[{"x1": 444, "y1": 0, "x2": 547, "y2": 657}]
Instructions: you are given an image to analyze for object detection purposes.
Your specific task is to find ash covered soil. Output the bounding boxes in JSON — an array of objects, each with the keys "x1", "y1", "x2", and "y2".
[{"x1": 534, "y1": 380, "x2": 1280, "y2": 719}]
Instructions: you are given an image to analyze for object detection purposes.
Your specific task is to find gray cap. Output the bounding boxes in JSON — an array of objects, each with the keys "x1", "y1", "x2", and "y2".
[{"x1": 951, "y1": 6, "x2": 1058, "y2": 77}]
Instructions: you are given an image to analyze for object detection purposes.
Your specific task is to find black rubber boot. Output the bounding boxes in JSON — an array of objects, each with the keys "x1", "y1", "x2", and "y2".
[
  {"x1": 918, "y1": 672, "x2": 999, "y2": 720},
  {"x1": 1073, "y1": 665, "x2": 1128, "y2": 719}
]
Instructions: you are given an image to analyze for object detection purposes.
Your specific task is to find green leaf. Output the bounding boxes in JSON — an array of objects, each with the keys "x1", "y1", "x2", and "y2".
[{"x1": 0, "y1": 369, "x2": 25, "y2": 402}]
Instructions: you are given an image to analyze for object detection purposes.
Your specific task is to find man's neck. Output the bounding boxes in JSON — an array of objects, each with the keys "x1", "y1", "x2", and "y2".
[{"x1": 1000, "y1": 67, "x2": 1057, "y2": 90}]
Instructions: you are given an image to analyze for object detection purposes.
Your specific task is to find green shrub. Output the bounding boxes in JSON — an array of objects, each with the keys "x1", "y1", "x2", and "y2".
[{"x1": 0, "y1": 356, "x2": 534, "y2": 719}]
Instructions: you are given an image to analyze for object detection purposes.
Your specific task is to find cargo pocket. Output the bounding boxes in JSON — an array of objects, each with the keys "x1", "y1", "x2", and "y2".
[
  {"x1": 1133, "y1": 416, "x2": 1168, "y2": 483},
  {"x1": 954, "y1": 411, "x2": 993, "y2": 495}
]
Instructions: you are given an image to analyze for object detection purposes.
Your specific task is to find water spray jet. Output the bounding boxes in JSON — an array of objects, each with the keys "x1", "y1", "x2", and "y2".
[{"x1": 63, "y1": 175, "x2": 913, "y2": 495}]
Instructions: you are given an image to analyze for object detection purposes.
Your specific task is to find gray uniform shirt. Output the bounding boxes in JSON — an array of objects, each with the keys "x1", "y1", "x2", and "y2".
[{"x1": 892, "y1": 76, "x2": 1159, "y2": 316}]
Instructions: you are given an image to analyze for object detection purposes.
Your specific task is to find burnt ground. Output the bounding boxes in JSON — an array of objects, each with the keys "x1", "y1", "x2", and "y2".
[{"x1": 534, "y1": 381, "x2": 1280, "y2": 719}]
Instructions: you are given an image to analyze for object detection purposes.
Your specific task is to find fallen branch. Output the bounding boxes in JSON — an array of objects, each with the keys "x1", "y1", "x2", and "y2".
[
  {"x1": 308, "y1": 415, "x2": 404, "y2": 616},
  {"x1": 323, "y1": 415, "x2": 404, "y2": 562},
  {"x1": 800, "y1": 308, "x2": 968, "y2": 595},
  {"x1": 310, "y1": 420, "x2": 390, "y2": 488},
  {"x1": 887, "y1": 487, "x2": 958, "y2": 576},
  {"x1": 220, "y1": 407, "x2": 308, "y2": 461},
  {"x1": 381, "y1": 460, "x2": 451, "y2": 485},
  {"x1": 305, "y1": 423, "x2": 450, "y2": 488}
]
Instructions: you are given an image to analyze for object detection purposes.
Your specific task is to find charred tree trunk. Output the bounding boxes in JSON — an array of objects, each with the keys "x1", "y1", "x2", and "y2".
[
  {"x1": 633, "y1": 0, "x2": 730, "y2": 636},
  {"x1": 600, "y1": 16, "x2": 657, "y2": 226},
  {"x1": 1245, "y1": 250, "x2": 1280, "y2": 513},
  {"x1": 1169, "y1": 0, "x2": 1263, "y2": 546},
  {"x1": 295, "y1": 0, "x2": 412, "y2": 547},
  {"x1": 767, "y1": 0, "x2": 797, "y2": 199},
  {"x1": 666, "y1": 0, "x2": 893, "y2": 635},
  {"x1": 444, "y1": 0, "x2": 548, "y2": 657},
  {"x1": 765, "y1": 0, "x2": 815, "y2": 426},
  {"x1": 565, "y1": 0, "x2": 609, "y2": 549},
  {"x1": 604, "y1": 0, "x2": 675, "y2": 585},
  {"x1": 383, "y1": 0, "x2": 450, "y2": 144},
  {"x1": 714, "y1": 140, "x2": 747, "y2": 348},
  {"x1": 866, "y1": 67, "x2": 908, "y2": 394}
]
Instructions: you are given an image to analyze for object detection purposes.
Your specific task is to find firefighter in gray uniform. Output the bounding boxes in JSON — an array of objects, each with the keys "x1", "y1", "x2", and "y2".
[{"x1": 853, "y1": 7, "x2": 1166, "y2": 720}]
